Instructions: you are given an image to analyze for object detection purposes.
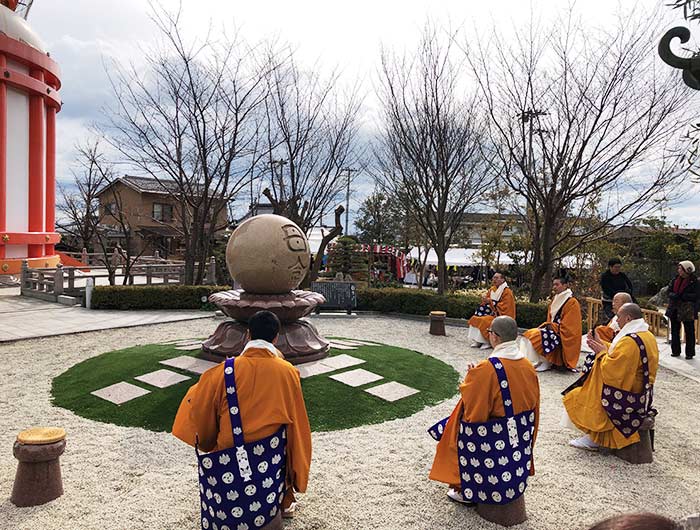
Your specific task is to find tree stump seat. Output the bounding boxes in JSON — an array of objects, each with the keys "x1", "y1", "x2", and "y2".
[
  {"x1": 612, "y1": 414, "x2": 656, "y2": 465},
  {"x1": 429, "y1": 311, "x2": 446, "y2": 336},
  {"x1": 11, "y1": 427, "x2": 66, "y2": 507},
  {"x1": 476, "y1": 495, "x2": 527, "y2": 527}
]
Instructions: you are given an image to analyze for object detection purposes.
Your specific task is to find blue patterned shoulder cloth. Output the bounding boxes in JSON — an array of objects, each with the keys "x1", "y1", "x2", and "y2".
[
  {"x1": 601, "y1": 333, "x2": 654, "y2": 438},
  {"x1": 428, "y1": 358, "x2": 536, "y2": 505},
  {"x1": 195, "y1": 357, "x2": 287, "y2": 530}
]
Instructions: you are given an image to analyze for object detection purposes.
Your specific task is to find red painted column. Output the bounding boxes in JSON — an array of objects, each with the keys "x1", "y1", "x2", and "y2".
[
  {"x1": 45, "y1": 96, "x2": 56, "y2": 255},
  {"x1": 0, "y1": 53, "x2": 6, "y2": 260},
  {"x1": 27, "y1": 68, "x2": 44, "y2": 258}
]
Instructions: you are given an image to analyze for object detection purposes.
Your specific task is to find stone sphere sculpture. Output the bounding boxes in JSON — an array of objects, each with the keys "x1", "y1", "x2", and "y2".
[
  {"x1": 202, "y1": 214, "x2": 329, "y2": 364},
  {"x1": 226, "y1": 214, "x2": 310, "y2": 294}
]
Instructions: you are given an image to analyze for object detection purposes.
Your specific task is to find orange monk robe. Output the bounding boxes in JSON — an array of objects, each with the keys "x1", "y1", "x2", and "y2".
[
  {"x1": 522, "y1": 298, "x2": 583, "y2": 369},
  {"x1": 429, "y1": 357, "x2": 540, "y2": 485},
  {"x1": 594, "y1": 316, "x2": 618, "y2": 344},
  {"x1": 172, "y1": 347, "x2": 312, "y2": 493},
  {"x1": 467, "y1": 287, "x2": 517, "y2": 342},
  {"x1": 563, "y1": 331, "x2": 658, "y2": 449}
]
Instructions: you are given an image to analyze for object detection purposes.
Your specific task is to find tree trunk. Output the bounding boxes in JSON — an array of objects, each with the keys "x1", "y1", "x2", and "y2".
[
  {"x1": 436, "y1": 245, "x2": 447, "y2": 295},
  {"x1": 305, "y1": 205, "x2": 345, "y2": 286},
  {"x1": 529, "y1": 224, "x2": 555, "y2": 302}
]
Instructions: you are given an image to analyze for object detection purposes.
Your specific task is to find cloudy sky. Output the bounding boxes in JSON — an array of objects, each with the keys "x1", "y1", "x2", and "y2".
[{"x1": 26, "y1": 0, "x2": 700, "y2": 227}]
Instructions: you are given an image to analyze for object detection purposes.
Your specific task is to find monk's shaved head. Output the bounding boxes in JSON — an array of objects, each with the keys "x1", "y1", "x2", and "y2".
[
  {"x1": 613, "y1": 292, "x2": 633, "y2": 304},
  {"x1": 491, "y1": 316, "x2": 518, "y2": 342},
  {"x1": 618, "y1": 303, "x2": 643, "y2": 321}
]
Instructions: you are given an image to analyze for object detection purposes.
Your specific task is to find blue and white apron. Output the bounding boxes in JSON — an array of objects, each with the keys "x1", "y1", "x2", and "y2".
[
  {"x1": 601, "y1": 333, "x2": 654, "y2": 438},
  {"x1": 196, "y1": 357, "x2": 287, "y2": 530},
  {"x1": 539, "y1": 299, "x2": 570, "y2": 356},
  {"x1": 429, "y1": 358, "x2": 536, "y2": 505}
]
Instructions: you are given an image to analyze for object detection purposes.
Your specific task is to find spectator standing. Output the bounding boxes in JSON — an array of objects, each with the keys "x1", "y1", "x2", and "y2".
[
  {"x1": 666, "y1": 261, "x2": 699, "y2": 359},
  {"x1": 600, "y1": 258, "x2": 634, "y2": 319}
]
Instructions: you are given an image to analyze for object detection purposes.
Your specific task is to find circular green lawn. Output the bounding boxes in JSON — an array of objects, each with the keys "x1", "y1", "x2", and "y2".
[{"x1": 52, "y1": 339, "x2": 460, "y2": 433}]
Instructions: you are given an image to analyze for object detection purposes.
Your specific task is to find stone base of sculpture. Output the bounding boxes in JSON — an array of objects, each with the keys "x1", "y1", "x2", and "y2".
[{"x1": 201, "y1": 318, "x2": 330, "y2": 365}]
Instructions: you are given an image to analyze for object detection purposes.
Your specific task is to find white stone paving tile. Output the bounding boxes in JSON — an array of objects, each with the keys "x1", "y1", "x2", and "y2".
[
  {"x1": 134, "y1": 369, "x2": 191, "y2": 388},
  {"x1": 319, "y1": 354, "x2": 365, "y2": 370},
  {"x1": 329, "y1": 368, "x2": 383, "y2": 387},
  {"x1": 90, "y1": 381, "x2": 150, "y2": 405},
  {"x1": 160, "y1": 355, "x2": 219, "y2": 375},
  {"x1": 328, "y1": 342, "x2": 357, "y2": 350},
  {"x1": 296, "y1": 361, "x2": 338, "y2": 379},
  {"x1": 364, "y1": 381, "x2": 420, "y2": 402},
  {"x1": 175, "y1": 343, "x2": 203, "y2": 351}
]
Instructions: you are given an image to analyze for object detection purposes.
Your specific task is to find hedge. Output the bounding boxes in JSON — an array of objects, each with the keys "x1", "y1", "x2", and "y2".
[
  {"x1": 356, "y1": 287, "x2": 549, "y2": 329},
  {"x1": 91, "y1": 285, "x2": 231, "y2": 310}
]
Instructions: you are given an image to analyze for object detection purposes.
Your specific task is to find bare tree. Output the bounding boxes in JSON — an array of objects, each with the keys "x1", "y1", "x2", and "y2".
[
  {"x1": 102, "y1": 6, "x2": 267, "y2": 284},
  {"x1": 376, "y1": 26, "x2": 494, "y2": 295},
  {"x1": 259, "y1": 52, "x2": 363, "y2": 282},
  {"x1": 466, "y1": 8, "x2": 690, "y2": 301},
  {"x1": 57, "y1": 141, "x2": 146, "y2": 285}
]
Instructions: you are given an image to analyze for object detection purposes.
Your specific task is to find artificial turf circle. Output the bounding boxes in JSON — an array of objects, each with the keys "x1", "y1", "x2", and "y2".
[{"x1": 51, "y1": 339, "x2": 461, "y2": 433}]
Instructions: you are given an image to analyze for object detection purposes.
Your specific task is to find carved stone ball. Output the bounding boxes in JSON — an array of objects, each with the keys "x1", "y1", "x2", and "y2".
[{"x1": 226, "y1": 214, "x2": 310, "y2": 294}]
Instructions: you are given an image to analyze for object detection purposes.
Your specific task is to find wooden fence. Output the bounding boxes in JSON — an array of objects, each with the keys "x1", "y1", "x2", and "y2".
[
  {"x1": 20, "y1": 257, "x2": 217, "y2": 304},
  {"x1": 584, "y1": 297, "x2": 699, "y2": 344}
]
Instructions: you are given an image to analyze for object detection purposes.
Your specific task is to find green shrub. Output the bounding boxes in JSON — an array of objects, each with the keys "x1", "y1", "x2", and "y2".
[
  {"x1": 356, "y1": 287, "x2": 549, "y2": 329},
  {"x1": 91, "y1": 285, "x2": 231, "y2": 310}
]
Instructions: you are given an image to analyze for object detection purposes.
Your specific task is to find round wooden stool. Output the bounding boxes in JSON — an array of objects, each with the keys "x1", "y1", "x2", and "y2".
[
  {"x1": 11, "y1": 427, "x2": 66, "y2": 507},
  {"x1": 476, "y1": 495, "x2": 527, "y2": 527},
  {"x1": 429, "y1": 311, "x2": 447, "y2": 336}
]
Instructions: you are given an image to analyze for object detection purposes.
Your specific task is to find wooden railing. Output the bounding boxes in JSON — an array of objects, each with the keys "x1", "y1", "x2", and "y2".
[
  {"x1": 20, "y1": 257, "x2": 217, "y2": 304},
  {"x1": 584, "y1": 296, "x2": 700, "y2": 344}
]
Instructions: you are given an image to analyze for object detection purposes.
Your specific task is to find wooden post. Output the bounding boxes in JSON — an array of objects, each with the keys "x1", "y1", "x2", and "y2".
[
  {"x1": 81, "y1": 248, "x2": 88, "y2": 265},
  {"x1": 207, "y1": 256, "x2": 216, "y2": 285},
  {"x1": 67, "y1": 268, "x2": 75, "y2": 290},
  {"x1": 54, "y1": 265, "x2": 64, "y2": 296},
  {"x1": 146, "y1": 265, "x2": 152, "y2": 285},
  {"x1": 37, "y1": 271, "x2": 45, "y2": 292},
  {"x1": 20, "y1": 260, "x2": 29, "y2": 294}
]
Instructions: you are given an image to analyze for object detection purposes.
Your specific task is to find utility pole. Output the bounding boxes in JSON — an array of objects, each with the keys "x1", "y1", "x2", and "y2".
[
  {"x1": 342, "y1": 167, "x2": 358, "y2": 235},
  {"x1": 272, "y1": 159, "x2": 288, "y2": 201}
]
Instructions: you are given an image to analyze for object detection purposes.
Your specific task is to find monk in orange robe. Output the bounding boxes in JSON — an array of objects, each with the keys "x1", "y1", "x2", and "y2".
[
  {"x1": 430, "y1": 316, "x2": 540, "y2": 503},
  {"x1": 172, "y1": 310, "x2": 312, "y2": 521},
  {"x1": 519, "y1": 274, "x2": 583, "y2": 372},
  {"x1": 594, "y1": 292, "x2": 632, "y2": 343},
  {"x1": 467, "y1": 272, "x2": 516, "y2": 349},
  {"x1": 563, "y1": 303, "x2": 658, "y2": 450}
]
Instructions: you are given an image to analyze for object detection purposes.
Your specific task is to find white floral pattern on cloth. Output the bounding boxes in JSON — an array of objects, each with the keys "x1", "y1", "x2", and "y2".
[
  {"x1": 455, "y1": 358, "x2": 535, "y2": 505},
  {"x1": 539, "y1": 326, "x2": 561, "y2": 355},
  {"x1": 475, "y1": 303, "x2": 494, "y2": 317},
  {"x1": 600, "y1": 333, "x2": 654, "y2": 438},
  {"x1": 196, "y1": 357, "x2": 287, "y2": 530}
]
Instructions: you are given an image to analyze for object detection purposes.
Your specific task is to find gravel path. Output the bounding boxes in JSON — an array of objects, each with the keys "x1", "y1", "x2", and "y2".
[{"x1": 1, "y1": 315, "x2": 699, "y2": 530}]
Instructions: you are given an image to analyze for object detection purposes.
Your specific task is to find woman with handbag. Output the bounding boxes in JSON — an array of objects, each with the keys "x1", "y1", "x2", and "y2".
[{"x1": 666, "y1": 260, "x2": 699, "y2": 359}]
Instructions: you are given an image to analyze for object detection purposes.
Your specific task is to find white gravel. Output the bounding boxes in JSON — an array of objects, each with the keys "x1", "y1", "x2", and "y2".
[{"x1": 1, "y1": 315, "x2": 699, "y2": 530}]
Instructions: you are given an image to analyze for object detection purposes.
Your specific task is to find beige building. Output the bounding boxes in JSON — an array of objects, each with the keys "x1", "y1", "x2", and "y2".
[{"x1": 97, "y1": 176, "x2": 228, "y2": 258}]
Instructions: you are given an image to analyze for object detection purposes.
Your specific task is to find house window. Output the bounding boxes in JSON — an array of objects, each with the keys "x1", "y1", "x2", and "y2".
[
  {"x1": 104, "y1": 202, "x2": 117, "y2": 216},
  {"x1": 153, "y1": 203, "x2": 173, "y2": 222}
]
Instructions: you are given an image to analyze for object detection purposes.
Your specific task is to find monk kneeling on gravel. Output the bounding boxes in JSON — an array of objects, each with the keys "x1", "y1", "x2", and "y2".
[
  {"x1": 173, "y1": 310, "x2": 312, "y2": 529},
  {"x1": 563, "y1": 303, "x2": 658, "y2": 451},
  {"x1": 428, "y1": 316, "x2": 540, "y2": 507}
]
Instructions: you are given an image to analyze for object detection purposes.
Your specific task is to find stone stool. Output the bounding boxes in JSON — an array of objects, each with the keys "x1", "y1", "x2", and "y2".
[
  {"x1": 477, "y1": 495, "x2": 527, "y2": 527},
  {"x1": 429, "y1": 311, "x2": 446, "y2": 336},
  {"x1": 613, "y1": 415, "x2": 655, "y2": 465},
  {"x1": 11, "y1": 427, "x2": 66, "y2": 507}
]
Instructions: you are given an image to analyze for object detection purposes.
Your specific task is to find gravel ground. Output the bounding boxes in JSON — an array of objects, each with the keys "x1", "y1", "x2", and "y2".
[{"x1": 1, "y1": 315, "x2": 699, "y2": 530}]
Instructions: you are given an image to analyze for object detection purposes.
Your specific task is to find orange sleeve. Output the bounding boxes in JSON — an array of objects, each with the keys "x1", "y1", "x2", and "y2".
[
  {"x1": 499, "y1": 289, "x2": 516, "y2": 319},
  {"x1": 459, "y1": 362, "x2": 496, "y2": 423},
  {"x1": 285, "y1": 368, "x2": 312, "y2": 493},
  {"x1": 171, "y1": 367, "x2": 222, "y2": 452},
  {"x1": 560, "y1": 299, "x2": 583, "y2": 368}
]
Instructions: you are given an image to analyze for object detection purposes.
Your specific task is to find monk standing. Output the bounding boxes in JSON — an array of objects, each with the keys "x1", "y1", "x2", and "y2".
[
  {"x1": 467, "y1": 272, "x2": 516, "y2": 349},
  {"x1": 172, "y1": 310, "x2": 312, "y2": 528},
  {"x1": 563, "y1": 303, "x2": 658, "y2": 451},
  {"x1": 519, "y1": 274, "x2": 583, "y2": 372},
  {"x1": 429, "y1": 316, "x2": 540, "y2": 505},
  {"x1": 594, "y1": 292, "x2": 632, "y2": 343}
]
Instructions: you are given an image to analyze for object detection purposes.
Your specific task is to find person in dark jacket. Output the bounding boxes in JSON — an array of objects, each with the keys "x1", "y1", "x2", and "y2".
[
  {"x1": 666, "y1": 260, "x2": 699, "y2": 359},
  {"x1": 600, "y1": 258, "x2": 634, "y2": 319}
]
